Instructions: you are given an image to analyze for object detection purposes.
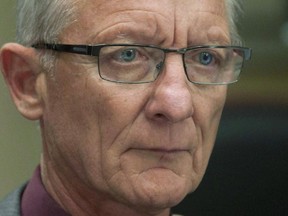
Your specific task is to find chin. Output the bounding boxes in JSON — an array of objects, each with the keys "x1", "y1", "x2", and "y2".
[{"x1": 126, "y1": 168, "x2": 193, "y2": 210}]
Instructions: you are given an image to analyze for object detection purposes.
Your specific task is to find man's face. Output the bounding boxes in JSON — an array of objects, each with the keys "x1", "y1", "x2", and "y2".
[{"x1": 39, "y1": 0, "x2": 229, "y2": 212}]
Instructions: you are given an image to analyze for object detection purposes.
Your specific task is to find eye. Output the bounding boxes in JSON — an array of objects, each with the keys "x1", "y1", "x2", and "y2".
[
  {"x1": 120, "y1": 49, "x2": 137, "y2": 62},
  {"x1": 199, "y1": 52, "x2": 213, "y2": 65}
]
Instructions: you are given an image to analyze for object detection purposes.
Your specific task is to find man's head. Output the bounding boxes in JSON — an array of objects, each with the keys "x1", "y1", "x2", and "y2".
[{"x1": 0, "y1": 0, "x2": 250, "y2": 215}]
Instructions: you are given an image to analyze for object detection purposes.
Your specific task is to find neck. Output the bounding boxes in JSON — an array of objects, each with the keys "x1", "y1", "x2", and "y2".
[{"x1": 40, "y1": 159, "x2": 171, "y2": 216}]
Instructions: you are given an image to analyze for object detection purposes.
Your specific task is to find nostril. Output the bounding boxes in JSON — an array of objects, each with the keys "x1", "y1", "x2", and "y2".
[
  {"x1": 155, "y1": 113, "x2": 163, "y2": 118},
  {"x1": 154, "y1": 113, "x2": 167, "y2": 121}
]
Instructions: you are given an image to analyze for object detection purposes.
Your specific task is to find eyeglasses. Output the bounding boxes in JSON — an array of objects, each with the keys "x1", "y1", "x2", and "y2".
[{"x1": 32, "y1": 43, "x2": 252, "y2": 85}]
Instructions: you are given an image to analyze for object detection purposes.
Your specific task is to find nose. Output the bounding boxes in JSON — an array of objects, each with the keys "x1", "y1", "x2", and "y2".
[{"x1": 145, "y1": 54, "x2": 194, "y2": 123}]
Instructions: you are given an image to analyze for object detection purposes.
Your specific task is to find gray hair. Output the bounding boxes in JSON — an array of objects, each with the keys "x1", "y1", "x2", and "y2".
[
  {"x1": 16, "y1": 0, "x2": 243, "y2": 70},
  {"x1": 17, "y1": 0, "x2": 76, "y2": 46},
  {"x1": 225, "y1": 0, "x2": 243, "y2": 45},
  {"x1": 17, "y1": 0, "x2": 77, "y2": 72}
]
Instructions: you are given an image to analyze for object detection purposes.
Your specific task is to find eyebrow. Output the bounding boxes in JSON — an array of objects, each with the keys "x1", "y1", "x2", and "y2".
[{"x1": 187, "y1": 29, "x2": 231, "y2": 46}]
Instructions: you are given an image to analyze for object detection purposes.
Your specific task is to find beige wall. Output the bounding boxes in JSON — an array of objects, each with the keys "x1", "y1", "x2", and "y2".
[{"x1": 0, "y1": 0, "x2": 41, "y2": 199}]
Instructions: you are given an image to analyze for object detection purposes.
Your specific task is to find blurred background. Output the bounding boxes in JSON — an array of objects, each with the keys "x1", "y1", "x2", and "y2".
[
  {"x1": 1, "y1": 0, "x2": 288, "y2": 214},
  {"x1": 0, "y1": 0, "x2": 42, "y2": 200}
]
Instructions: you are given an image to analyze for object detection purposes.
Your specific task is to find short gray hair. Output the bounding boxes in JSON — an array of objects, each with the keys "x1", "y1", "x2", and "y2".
[
  {"x1": 16, "y1": 0, "x2": 243, "y2": 70},
  {"x1": 226, "y1": 0, "x2": 243, "y2": 45},
  {"x1": 17, "y1": 0, "x2": 77, "y2": 72},
  {"x1": 17, "y1": 0, "x2": 76, "y2": 46}
]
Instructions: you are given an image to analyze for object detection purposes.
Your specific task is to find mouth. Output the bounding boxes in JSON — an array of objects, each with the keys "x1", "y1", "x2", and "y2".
[
  {"x1": 120, "y1": 146, "x2": 193, "y2": 178},
  {"x1": 126, "y1": 147, "x2": 191, "y2": 161},
  {"x1": 128, "y1": 147, "x2": 189, "y2": 153},
  {"x1": 156, "y1": 148, "x2": 190, "y2": 158}
]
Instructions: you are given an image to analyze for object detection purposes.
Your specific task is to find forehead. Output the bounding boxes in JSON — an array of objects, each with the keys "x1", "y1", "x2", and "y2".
[
  {"x1": 78, "y1": 0, "x2": 227, "y2": 14},
  {"x1": 62, "y1": 0, "x2": 229, "y2": 45}
]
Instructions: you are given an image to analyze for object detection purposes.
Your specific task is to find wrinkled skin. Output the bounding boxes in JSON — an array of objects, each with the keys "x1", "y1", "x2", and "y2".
[{"x1": 1, "y1": 0, "x2": 230, "y2": 215}]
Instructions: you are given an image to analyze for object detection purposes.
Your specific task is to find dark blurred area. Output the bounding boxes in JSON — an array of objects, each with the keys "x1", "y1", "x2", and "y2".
[
  {"x1": 173, "y1": 0, "x2": 288, "y2": 215},
  {"x1": 173, "y1": 107, "x2": 288, "y2": 215}
]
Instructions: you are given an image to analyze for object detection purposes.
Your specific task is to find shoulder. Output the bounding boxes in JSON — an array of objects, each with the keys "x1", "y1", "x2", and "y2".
[{"x1": 0, "y1": 184, "x2": 26, "y2": 216}]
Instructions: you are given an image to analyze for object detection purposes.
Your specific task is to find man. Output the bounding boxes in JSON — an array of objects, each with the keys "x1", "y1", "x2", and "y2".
[{"x1": 0, "y1": 0, "x2": 251, "y2": 215}]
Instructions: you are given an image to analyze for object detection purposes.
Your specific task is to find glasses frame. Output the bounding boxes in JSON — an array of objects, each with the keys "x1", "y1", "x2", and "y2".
[{"x1": 32, "y1": 43, "x2": 252, "y2": 85}]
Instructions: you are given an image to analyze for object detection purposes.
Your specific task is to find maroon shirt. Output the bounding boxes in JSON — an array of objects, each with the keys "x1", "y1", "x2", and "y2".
[{"x1": 21, "y1": 166, "x2": 70, "y2": 216}]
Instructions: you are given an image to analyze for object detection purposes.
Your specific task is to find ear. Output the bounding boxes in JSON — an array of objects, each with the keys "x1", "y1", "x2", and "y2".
[{"x1": 0, "y1": 43, "x2": 44, "y2": 120}]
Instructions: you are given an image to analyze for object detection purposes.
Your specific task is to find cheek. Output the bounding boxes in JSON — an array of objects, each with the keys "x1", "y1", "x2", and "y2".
[
  {"x1": 192, "y1": 86, "x2": 227, "y2": 175},
  {"x1": 45, "y1": 76, "x2": 150, "y2": 177},
  {"x1": 194, "y1": 86, "x2": 227, "y2": 134},
  {"x1": 94, "y1": 85, "x2": 151, "y2": 148},
  {"x1": 41, "y1": 71, "x2": 106, "y2": 180}
]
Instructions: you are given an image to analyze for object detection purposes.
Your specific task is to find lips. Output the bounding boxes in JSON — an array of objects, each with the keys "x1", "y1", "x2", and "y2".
[
  {"x1": 126, "y1": 147, "x2": 190, "y2": 161},
  {"x1": 127, "y1": 139, "x2": 193, "y2": 153},
  {"x1": 137, "y1": 148, "x2": 189, "y2": 153},
  {"x1": 120, "y1": 147, "x2": 192, "y2": 177}
]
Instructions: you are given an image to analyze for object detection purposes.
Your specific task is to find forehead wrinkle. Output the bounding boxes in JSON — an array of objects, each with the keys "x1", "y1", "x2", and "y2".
[
  {"x1": 86, "y1": 10, "x2": 172, "y2": 45},
  {"x1": 68, "y1": 0, "x2": 229, "y2": 47},
  {"x1": 169, "y1": 0, "x2": 228, "y2": 47},
  {"x1": 195, "y1": 0, "x2": 227, "y2": 15},
  {"x1": 70, "y1": 0, "x2": 177, "y2": 44}
]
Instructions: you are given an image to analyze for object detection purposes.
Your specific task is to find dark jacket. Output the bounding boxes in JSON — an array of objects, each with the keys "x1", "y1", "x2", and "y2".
[{"x1": 0, "y1": 185, "x2": 26, "y2": 216}]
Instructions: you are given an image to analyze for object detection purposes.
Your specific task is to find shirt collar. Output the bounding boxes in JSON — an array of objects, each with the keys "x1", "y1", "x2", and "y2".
[{"x1": 21, "y1": 166, "x2": 70, "y2": 216}]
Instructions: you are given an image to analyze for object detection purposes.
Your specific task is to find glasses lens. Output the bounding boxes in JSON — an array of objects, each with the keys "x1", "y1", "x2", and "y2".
[
  {"x1": 184, "y1": 47, "x2": 245, "y2": 84},
  {"x1": 98, "y1": 45, "x2": 164, "y2": 83}
]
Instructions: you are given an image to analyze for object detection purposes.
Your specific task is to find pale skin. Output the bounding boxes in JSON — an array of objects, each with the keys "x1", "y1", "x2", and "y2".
[{"x1": 0, "y1": 0, "x2": 230, "y2": 215}]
